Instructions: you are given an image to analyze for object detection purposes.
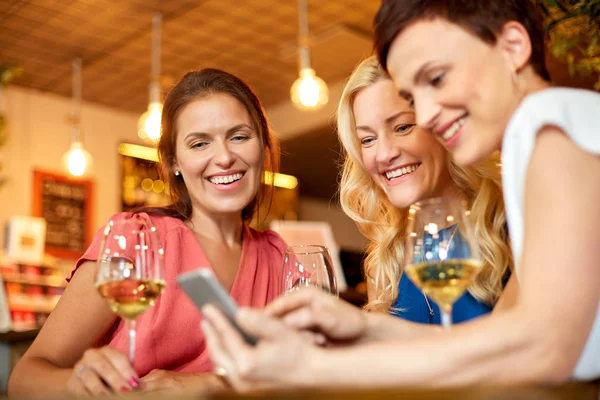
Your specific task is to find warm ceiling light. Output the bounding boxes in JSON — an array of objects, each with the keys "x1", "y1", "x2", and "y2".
[
  {"x1": 290, "y1": 0, "x2": 328, "y2": 111},
  {"x1": 63, "y1": 141, "x2": 93, "y2": 177},
  {"x1": 263, "y1": 171, "x2": 299, "y2": 190},
  {"x1": 62, "y1": 58, "x2": 93, "y2": 177},
  {"x1": 138, "y1": 13, "x2": 163, "y2": 142},
  {"x1": 291, "y1": 68, "x2": 328, "y2": 109},
  {"x1": 137, "y1": 93, "x2": 162, "y2": 142},
  {"x1": 118, "y1": 143, "x2": 159, "y2": 162}
]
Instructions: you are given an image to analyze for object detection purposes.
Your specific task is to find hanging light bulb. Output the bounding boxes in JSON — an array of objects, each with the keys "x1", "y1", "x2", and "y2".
[
  {"x1": 62, "y1": 58, "x2": 93, "y2": 178},
  {"x1": 62, "y1": 140, "x2": 92, "y2": 177},
  {"x1": 137, "y1": 81, "x2": 162, "y2": 141},
  {"x1": 138, "y1": 13, "x2": 163, "y2": 142},
  {"x1": 290, "y1": 0, "x2": 328, "y2": 111},
  {"x1": 291, "y1": 68, "x2": 328, "y2": 109}
]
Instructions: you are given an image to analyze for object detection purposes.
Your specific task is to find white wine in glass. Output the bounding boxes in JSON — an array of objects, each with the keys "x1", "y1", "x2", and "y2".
[
  {"x1": 95, "y1": 216, "x2": 165, "y2": 364},
  {"x1": 404, "y1": 197, "x2": 482, "y2": 328}
]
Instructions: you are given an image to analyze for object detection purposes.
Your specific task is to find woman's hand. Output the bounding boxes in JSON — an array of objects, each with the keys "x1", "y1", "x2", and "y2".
[
  {"x1": 141, "y1": 369, "x2": 228, "y2": 394},
  {"x1": 265, "y1": 287, "x2": 370, "y2": 345},
  {"x1": 66, "y1": 346, "x2": 141, "y2": 396},
  {"x1": 201, "y1": 304, "x2": 322, "y2": 392}
]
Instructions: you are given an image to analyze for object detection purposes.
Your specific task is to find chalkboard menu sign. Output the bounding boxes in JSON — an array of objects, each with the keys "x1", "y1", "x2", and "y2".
[{"x1": 32, "y1": 170, "x2": 94, "y2": 259}]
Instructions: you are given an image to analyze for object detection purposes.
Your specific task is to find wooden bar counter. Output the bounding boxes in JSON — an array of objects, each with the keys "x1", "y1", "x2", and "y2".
[
  {"x1": 4, "y1": 381, "x2": 595, "y2": 400},
  {"x1": 211, "y1": 382, "x2": 599, "y2": 400}
]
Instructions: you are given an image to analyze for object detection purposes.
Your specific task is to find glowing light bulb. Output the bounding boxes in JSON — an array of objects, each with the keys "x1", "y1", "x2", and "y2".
[
  {"x1": 62, "y1": 142, "x2": 92, "y2": 177},
  {"x1": 137, "y1": 102, "x2": 162, "y2": 141},
  {"x1": 290, "y1": 68, "x2": 328, "y2": 110}
]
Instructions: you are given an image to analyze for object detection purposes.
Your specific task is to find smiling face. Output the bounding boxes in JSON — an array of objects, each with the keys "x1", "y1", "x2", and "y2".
[
  {"x1": 353, "y1": 79, "x2": 454, "y2": 208},
  {"x1": 386, "y1": 19, "x2": 523, "y2": 166},
  {"x1": 173, "y1": 93, "x2": 263, "y2": 217}
]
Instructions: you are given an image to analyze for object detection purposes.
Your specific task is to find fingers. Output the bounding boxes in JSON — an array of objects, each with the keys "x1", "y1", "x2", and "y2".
[
  {"x1": 271, "y1": 290, "x2": 339, "y2": 332},
  {"x1": 202, "y1": 305, "x2": 250, "y2": 359},
  {"x1": 236, "y1": 307, "x2": 290, "y2": 340},
  {"x1": 265, "y1": 287, "x2": 325, "y2": 318},
  {"x1": 75, "y1": 364, "x2": 111, "y2": 396},
  {"x1": 101, "y1": 347, "x2": 141, "y2": 389},
  {"x1": 75, "y1": 347, "x2": 140, "y2": 395},
  {"x1": 141, "y1": 369, "x2": 183, "y2": 392},
  {"x1": 141, "y1": 369, "x2": 163, "y2": 390},
  {"x1": 202, "y1": 306, "x2": 313, "y2": 393},
  {"x1": 202, "y1": 305, "x2": 290, "y2": 390},
  {"x1": 280, "y1": 306, "x2": 324, "y2": 330},
  {"x1": 202, "y1": 315, "x2": 252, "y2": 392},
  {"x1": 66, "y1": 373, "x2": 92, "y2": 397},
  {"x1": 270, "y1": 292, "x2": 365, "y2": 342},
  {"x1": 141, "y1": 368, "x2": 161, "y2": 382},
  {"x1": 298, "y1": 329, "x2": 328, "y2": 346},
  {"x1": 201, "y1": 308, "x2": 241, "y2": 376}
]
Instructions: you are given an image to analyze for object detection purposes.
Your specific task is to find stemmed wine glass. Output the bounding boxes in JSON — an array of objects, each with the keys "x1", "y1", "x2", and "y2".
[
  {"x1": 282, "y1": 245, "x2": 338, "y2": 296},
  {"x1": 404, "y1": 197, "x2": 482, "y2": 328},
  {"x1": 95, "y1": 215, "x2": 166, "y2": 364}
]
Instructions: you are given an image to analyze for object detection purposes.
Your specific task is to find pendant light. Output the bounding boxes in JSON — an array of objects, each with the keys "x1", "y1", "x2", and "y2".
[
  {"x1": 137, "y1": 13, "x2": 163, "y2": 142},
  {"x1": 62, "y1": 58, "x2": 92, "y2": 177},
  {"x1": 290, "y1": 0, "x2": 328, "y2": 110}
]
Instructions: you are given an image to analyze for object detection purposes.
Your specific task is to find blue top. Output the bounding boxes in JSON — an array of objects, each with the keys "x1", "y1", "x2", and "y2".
[
  {"x1": 390, "y1": 224, "x2": 492, "y2": 324},
  {"x1": 390, "y1": 274, "x2": 492, "y2": 324}
]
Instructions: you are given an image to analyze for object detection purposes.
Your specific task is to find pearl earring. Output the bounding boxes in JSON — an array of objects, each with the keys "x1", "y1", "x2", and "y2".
[{"x1": 174, "y1": 170, "x2": 180, "y2": 176}]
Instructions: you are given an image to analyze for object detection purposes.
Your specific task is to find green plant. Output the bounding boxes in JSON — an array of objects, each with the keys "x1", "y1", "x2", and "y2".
[
  {"x1": 536, "y1": 0, "x2": 600, "y2": 90},
  {"x1": 0, "y1": 65, "x2": 24, "y2": 187},
  {"x1": 0, "y1": 65, "x2": 23, "y2": 86},
  {"x1": 0, "y1": 65, "x2": 23, "y2": 145}
]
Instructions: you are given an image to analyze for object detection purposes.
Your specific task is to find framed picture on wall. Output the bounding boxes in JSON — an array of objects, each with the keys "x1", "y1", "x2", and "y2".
[{"x1": 32, "y1": 170, "x2": 94, "y2": 259}]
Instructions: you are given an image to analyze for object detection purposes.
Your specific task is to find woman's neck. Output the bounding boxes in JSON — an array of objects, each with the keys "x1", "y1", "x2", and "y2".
[
  {"x1": 520, "y1": 67, "x2": 552, "y2": 98},
  {"x1": 432, "y1": 169, "x2": 464, "y2": 202},
  {"x1": 440, "y1": 183, "x2": 465, "y2": 203},
  {"x1": 186, "y1": 207, "x2": 244, "y2": 247}
]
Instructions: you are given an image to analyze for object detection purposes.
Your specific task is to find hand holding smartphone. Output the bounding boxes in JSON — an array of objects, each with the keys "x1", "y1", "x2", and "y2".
[{"x1": 177, "y1": 269, "x2": 258, "y2": 345}]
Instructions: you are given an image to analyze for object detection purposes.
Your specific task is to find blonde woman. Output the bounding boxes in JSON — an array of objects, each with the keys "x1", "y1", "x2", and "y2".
[{"x1": 337, "y1": 56, "x2": 513, "y2": 325}]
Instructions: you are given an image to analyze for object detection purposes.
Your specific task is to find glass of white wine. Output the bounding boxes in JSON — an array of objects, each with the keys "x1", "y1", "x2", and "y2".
[
  {"x1": 95, "y1": 216, "x2": 166, "y2": 364},
  {"x1": 404, "y1": 197, "x2": 482, "y2": 328},
  {"x1": 282, "y1": 245, "x2": 338, "y2": 297}
]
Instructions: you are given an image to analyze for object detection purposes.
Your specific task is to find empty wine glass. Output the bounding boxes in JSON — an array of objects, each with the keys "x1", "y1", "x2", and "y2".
[
  {"x1": 404, "y1": 197, "x2": 482, "y2": 328},
  {"x1": 95, "y1": 215, "x2": 165, "y2": 364},
  {"x1": 282, "y1": 245, "x2": 338, "y2": 296}
]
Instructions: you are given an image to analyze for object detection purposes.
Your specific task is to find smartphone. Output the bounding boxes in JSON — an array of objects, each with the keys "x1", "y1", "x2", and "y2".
[{"x1": 177, "y1": 268, "x2": 258, "y2": 346}]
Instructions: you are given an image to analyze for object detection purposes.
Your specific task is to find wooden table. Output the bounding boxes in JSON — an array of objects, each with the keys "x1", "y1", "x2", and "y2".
[
  {"x1": 209, "y1": 382, "x2": 600, "y2": 400},
  {"x1": 18, "y1": 381, "x2": 594, "y2": 400}
]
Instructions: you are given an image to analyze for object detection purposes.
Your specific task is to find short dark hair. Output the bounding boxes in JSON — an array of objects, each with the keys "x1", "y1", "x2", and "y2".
[{"x1": 374, "y1": 0, "x2": 550, "y2": 81}]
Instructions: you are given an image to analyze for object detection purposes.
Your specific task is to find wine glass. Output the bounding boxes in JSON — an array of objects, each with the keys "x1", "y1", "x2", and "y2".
[
  {"x1": 404, "y1": 197, "x2": 482, "y2": 328},
  {"x1": 95, "y1": 215, "x2": 165, "y2": 364},
  {"x1": 282, "y1": 245, "x2": 338, "y2": 296}
]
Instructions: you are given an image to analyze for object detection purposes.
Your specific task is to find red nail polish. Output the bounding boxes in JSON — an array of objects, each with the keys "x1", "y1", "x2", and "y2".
[{"x1": 128, "y1": 377, "x2": 139, "y2": 389}]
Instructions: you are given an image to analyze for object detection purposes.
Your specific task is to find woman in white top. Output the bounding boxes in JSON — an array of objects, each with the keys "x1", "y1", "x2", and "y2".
[{"x1": 199, "y1": 0, "x2": 600, "y2": 390}]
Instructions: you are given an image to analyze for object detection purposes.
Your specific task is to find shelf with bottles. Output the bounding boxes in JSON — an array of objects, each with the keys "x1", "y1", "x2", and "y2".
[
  {"x1": 0, "y1": 252, "x2": 70, "y2": 332},
  {"x1": 1, "y1": 274, "x2": 66, "y2": 288}
]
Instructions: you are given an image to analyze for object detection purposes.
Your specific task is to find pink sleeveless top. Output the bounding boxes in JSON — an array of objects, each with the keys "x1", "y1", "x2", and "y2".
[{"x1": 69, "y1": 212, "x2": 286, "y2": 376}]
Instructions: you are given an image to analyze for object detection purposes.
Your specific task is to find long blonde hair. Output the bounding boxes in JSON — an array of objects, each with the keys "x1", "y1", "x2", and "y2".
[{"x1": 337, "y1": 57, "x2": 512, "y2": 312}]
